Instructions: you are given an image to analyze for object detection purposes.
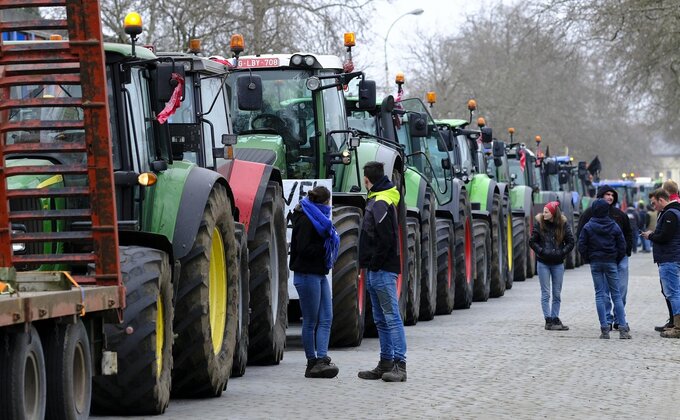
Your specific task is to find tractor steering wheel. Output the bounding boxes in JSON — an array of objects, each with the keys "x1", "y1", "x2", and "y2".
[{"x1": 251, "y1": 113, "x2": 288, "y2": 133}]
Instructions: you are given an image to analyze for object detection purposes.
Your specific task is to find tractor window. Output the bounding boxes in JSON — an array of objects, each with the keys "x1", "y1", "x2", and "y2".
[
  {"x1": 456, "y1": 135, "x2": 474, "y2": 175},
  {"x1": 508, "y1": 159, "x2": 526, "y2": 185},
  {"x1": 200, "y1": 76, "x2": 230, "y2": 168},
  {"x1": 321, "y1": 76, "x2": 348, "y2": 150},
  {"x1": 106, "y1": 67, "x2": 121, "y2": 170},
  {"x1": 123, "y1": 67, "x2": 155, "y2": 172},
  {"x1": 167, "y1": 75, "x2": 196, "y2": 124}
]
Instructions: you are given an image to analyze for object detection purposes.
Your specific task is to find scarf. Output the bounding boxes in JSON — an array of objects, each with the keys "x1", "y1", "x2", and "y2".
[{"x1": 300, "y1": 197, "x2": 340, "y2": 270}]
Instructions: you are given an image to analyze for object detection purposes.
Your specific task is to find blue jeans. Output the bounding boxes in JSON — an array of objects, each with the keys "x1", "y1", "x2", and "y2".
[
  {"x1": 367, "y1": 270, "x2": 407, "y2": 362},
  {"x1": 537, "y1": 261, "x2": 564, "y2": 319},
  {"x1": 659, "y1": 262, "x2": 680, "y2": 316},
  {"x1": 641, "y1": 237, "x2": 651, "y2": 252},
  {"x1": 590, "y1": 262, "x2": 627, "y2": 329},
  {"x1": 294, "y1": 272, "x2": 332, "y2": 360},
  {"x1": 604, "y1": 256, "x2": 628, "y2": 324}
]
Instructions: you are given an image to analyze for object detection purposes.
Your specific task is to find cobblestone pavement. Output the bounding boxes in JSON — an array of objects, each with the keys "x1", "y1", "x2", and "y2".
[{"x1": 98, "y1": 253, "x2": 679, "y2": 420}]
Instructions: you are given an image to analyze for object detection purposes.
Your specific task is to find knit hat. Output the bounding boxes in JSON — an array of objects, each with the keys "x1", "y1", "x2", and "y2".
[{"x1": 544, "y1": 201, "x2": 559, "y2": 216}]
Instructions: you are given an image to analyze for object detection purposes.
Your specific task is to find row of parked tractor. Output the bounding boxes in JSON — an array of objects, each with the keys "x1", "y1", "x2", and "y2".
[{"x1": 0, "y1": 3, "x2": 601, "y2": 419}]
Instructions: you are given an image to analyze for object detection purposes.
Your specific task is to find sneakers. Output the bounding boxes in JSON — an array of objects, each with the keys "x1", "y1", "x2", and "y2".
[
  {"x1": 305, "y1": 356, "x2": 339, "y2": 378},
  {"x1": 381, "y1": 360, "x2": 407, "y2": 382},
  {"x1": 654, "y1": 319, "x2": 673, "y2": 332},
  {"x1": 599, "y1": 327, "x2": 610, "y2": 339},
  {"x1": 549, "y1": 317, "x2": 569, "y2": 331},
  {"x1": 544, "y1": 317, "x2": 553, "y2": 330},
  {"x1": 358, "y1": 358, "x2": 394, "y2": 380},
  {"x1": 619, "y1": 326, "x2": 632, "y2": 339}
]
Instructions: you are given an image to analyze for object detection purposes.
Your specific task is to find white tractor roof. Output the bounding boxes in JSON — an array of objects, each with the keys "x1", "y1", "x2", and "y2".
[{"x1": 236, "y1": 53, "x2": 344, "y2": 70}]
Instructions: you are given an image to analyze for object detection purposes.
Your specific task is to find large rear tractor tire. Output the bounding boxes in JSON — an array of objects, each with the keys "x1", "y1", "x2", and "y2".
[
  {"x1": 435, "y1": 218, "x2": 455, "y2": 315},
  {"x1": 504, "y1": 201, "x2": 514, "y2": 290},
  {"x1": 92, "y1": 246, "x2": 173, "y2": 415},
  {"x1": 330, "y1": 206, "x2": 365, "y2": 347},
  {"x1": 404, "y1": 217, "x2": 421, "y2": 326},
  {"x1": 489, "y1": 193, "x2": 507, "y2": 298},
  {"x1": 43, "y1": 320, "x2": 91, "y2": 420},
  {"x1": 172, "y1": 184, "x2": 239, "y2": 397},
  {"x1": 0, "y1": 325, "x2": 47, "y2": 420},
  {"x1": 247, "y1": 181, "x2": 288, "y2": 365},
  {"x1": 419, "y1": 189, "x2": 438, "y2": 321},
  {"x1": 454, "y1": 192, "x2": 474, "y2": 309},
  {"x1": 512, "y1": 216, "x2": 527, "y2": 282},
  {"x1": 231, "y1": 223, "x2": 250, "y2": 378},
  {"x1": 472, "y1": 219, "x2": 492, "y2": 302}
]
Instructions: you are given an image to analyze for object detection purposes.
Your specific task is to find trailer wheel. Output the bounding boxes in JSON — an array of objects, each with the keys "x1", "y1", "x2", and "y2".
[
  {"x1": 171, "y1": 184, "x2": 238, "y2": 397},
  {"x1": 0, "y1": 325, "x2": 46, "y2": 420},
  {"x1": 435, "y1": 218, "x2": 455, "y2": 315},
  {"x1": 489, "y1": 193, "x2": 507, "y2": 298},
  {"x1": 473, "y1": 219, "x2": 491, "y2": 302},
  {"x1": 512, "y1": 216, "x2": 527, "y2": 282},
  {"x1": 92, "y1": 246, "x2": 173, "y2": 415},
  {"x1": 454, "y1": 191, "x2": 474, "y2": 309},
  {"x1": 404, "y1": 217, "x2": 421, "y2": 325},
  {"x1": 329, "y1": 205, "x2": 365, "y2": 347},
  {"x1": 231, "y1": 224, "x2": 250, "y2": 377},
  {"x1": 419, "y1": 188, "x2": 437, "y2": 321},
  {"x1": 43, "y1": 320, "x2": 91, "y2": 420},
  {"x1": 526, "y1": 216, "x2": 536, "y2": 278},
  {"x1": 247, "y1": 181, "x2": 288, "y2": 365}
]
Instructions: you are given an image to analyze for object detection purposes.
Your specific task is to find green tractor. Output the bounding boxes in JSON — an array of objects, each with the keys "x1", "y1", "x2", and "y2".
[
  {"x1": 225, "y1": 33, "x2": 409, "y2": 346},
  {"x1": 435, "y1": 103, "x2": 509, "y2": 300},
  {"x1": 345, "y1": 77, "x2": 470, "y2": 320},
  {"x1": 1, "y1": 6, "x2": 245, "y2": 414},
  {"x1": 155, "y1": 46, "x2": 288, "y2": 370},
  {"x1": 505, "y1": 136, "x2": 540, "y2": 280}
]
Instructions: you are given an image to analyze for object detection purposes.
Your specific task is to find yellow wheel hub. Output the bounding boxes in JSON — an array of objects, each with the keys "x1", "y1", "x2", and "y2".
[
  {"x1": 156, "y1": 297, "x2": 164, "y2": 378},
  {"x1": 209, "y1": 227, "x2": 227, "y2": 354}
]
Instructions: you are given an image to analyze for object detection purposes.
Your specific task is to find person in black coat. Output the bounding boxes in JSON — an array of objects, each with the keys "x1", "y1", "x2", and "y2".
[
  {"x1": 576, "y1": 184, "x2": 633, "y2": 329},
  {"x1": 579, "y1": 198, "x2": 631, "y2": 339},
  {"x1": 289, "y1": 186, "x2": 340, "y2": 378},
  {"x1": 529, "y1": 201, "x2": 574, "y2": 331}
]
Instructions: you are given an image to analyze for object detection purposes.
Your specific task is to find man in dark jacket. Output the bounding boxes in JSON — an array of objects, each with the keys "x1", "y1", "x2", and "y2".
[
  {"x1": 357, "y1": 161, "x2": 407, "y2": 383},
  {"x1": 577, "y1": 185, "x2": 633, "y2": 329},
  {"x1": 642, "y1": 188, "x2": 680, "y2": 338},
  {"x1": 578, "y1": 198, "x2": 631, "y2": 339}
]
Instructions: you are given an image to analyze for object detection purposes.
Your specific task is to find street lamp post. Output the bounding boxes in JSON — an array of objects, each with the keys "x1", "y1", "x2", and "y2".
[{"x1": 383, "y1": 8, "x2": 424, "y2": 94}]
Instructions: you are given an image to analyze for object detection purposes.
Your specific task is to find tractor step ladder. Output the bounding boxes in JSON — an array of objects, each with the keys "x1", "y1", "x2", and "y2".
[{"x1": 0, "y1": 0, "x2": 120, "y2": 287}]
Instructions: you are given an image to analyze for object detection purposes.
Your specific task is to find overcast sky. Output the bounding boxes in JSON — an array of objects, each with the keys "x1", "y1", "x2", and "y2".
[{"x1": 356, "y1": 0, "x2": 514, "y2": 93}]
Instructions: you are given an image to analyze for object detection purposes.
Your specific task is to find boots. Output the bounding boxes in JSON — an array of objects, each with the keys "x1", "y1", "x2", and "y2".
[
  {"x1": 382, "y1": 360, "x2": 407, "y2": 382},
  {"x1": 305, "y1": 356, "x2": 339, "y2": 378},
  {"x1": 654, "y1": 319, "x2": 673, "y2": 332},
  {"x1": 358, "y1": 358, "x2": 394, "y2": 380},
  {"x1": 619, "y1": 325, "x2": 632, "y2": 339},
  {"x1": 660, "y1": 315, "x2": 680, "y2": 339},
  {"x1": 544, "y1": 317, "x2": 553, "y2": 330},
  {"x1": 599, "y1": 327, "x2": 610, "y2": 339},
  {"x1": 549, "y1": 317, "x2": 569, "y2": 331}
]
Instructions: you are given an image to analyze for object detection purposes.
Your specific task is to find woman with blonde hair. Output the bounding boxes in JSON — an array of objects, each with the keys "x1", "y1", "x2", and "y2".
[{"x1": 529, "y1": 201, "x2": 575, "y2": 330}]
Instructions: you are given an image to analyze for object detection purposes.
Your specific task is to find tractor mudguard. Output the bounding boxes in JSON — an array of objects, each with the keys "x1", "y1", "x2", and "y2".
[
  {"x1": 333, "y1": 192, "x2": 366, "y2": 211},
  {"x1": 471, "y1": 209, "x2": 491, "y2": 225},
  {"x1": 118, "y1": 230, "x2": 180, "y2": 290},
  {"x1": 510, "y1": 185, "x2": 533, "y2": 218},
  {"x1": 404, "y1": 168, "x2": 426, "y2": 213},
  {"x1": 217, "y1": 159, "x2": 282, "y2": 242},
  {"x1": 172, "y1": 167, "x2": 234, "y2": 261},
  {"x1": 435, "y1": 181, "x2": 464, "y2": 223}
]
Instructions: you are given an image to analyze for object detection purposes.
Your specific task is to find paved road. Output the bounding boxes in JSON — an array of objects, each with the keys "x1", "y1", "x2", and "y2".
[{"x1": 98, "y1": 253, "x2": 678, "y2": 419}]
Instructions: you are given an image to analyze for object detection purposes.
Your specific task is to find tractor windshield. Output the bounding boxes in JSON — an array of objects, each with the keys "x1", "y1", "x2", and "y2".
[{"x1": 508, "y1": 158, "x2": 527, "y2": 185}]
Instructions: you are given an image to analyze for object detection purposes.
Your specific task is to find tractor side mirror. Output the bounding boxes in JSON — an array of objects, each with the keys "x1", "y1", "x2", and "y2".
[
  {"x1": 357, "y1": 80, "x2": 376, "y2": 111},
  {"x1": 155, "y1": 63, "x2": 186, "y2": 104},
  {"x1": 492, "y1": 140, "x2": 505, "y2": 158},
  {"x1": 481, "y1": 127, "x2": 493, "y2": 143},
  {"x1": 441, "y1": 157, "x2": 451, "y2": 170},
  {"x1": 409, "y1": 112, "x2": 427, "y2": 137},
  {"x1": 237, "y1": 74, "x2": 263, "y2": 111}
]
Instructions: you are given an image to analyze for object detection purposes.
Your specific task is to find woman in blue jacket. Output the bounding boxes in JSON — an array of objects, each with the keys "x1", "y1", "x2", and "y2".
[{"x1": 578, "y1": 198, "x2": 631, "y2": 339}]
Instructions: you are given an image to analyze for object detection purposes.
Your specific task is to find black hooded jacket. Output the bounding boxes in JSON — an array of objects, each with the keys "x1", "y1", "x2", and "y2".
[
  {"x1": 578, "y1": 198, "x2": 626, "y2": 264},
  {"x1": 576, "y1": 185, "x2": 633, "y2": 256},
  {"x1": 649, "y1": 200, "x2": 680, "y2": 264},
  {"x1": 529, "y1": 214, "x2": 575, "y2": 265}
]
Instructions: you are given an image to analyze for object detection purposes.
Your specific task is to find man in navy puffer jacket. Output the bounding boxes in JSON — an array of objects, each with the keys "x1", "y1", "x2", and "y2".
[{"x1": 578, "y1": 199, "x2": 631, "y2": 339}]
